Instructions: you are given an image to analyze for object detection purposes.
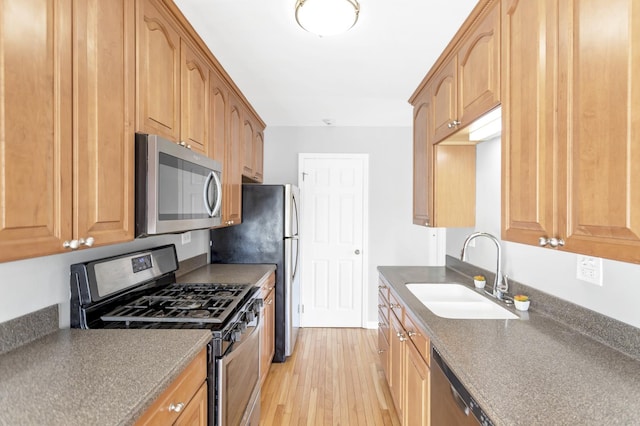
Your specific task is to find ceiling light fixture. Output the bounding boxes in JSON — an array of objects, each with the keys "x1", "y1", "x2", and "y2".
[{"x1": 295, "y1": 0, "x2": 360, "y2": 37}]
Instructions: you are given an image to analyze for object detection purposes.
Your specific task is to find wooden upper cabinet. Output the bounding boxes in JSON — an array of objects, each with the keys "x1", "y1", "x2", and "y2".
[
  {"x1": 225, "y1": 95, "x2": 244, "y2": 226},
  {"x1": 242, "y1": 114, "x2": 265, "y2": 182},
  {"x1": 242, "y1": 117, "x2": 255, "y2": 177},
  {"x1": 557, "y1": 0, "x2": 640, "y2": 263},
  {"x1": 209, "y1": 69, "x2": 228, "y2": 165},
  {"x1": 136, "y1": 0, "x2": 181, "y2": 141},
  {"x1": 210, "y1": 69, "x2": 243, "y2": 227},
  {"x1": 74, "y1": 0, "x2": 136, "y2": 247},
  {"x1": 457, "y1": 0, "x2": 500, "y2": 126},
  {"x1": 412, "y1": 89, "x2": 432, "y2": 226},
  {"x1": 428, "y1": 0, "x2": 500, "y2": 143},
  {"x1": 0, "y1": 0, "x2": 73, "y2": 262},
  {"x1": 0, "y1": 0, "x2": 135, "y2": 263},
  {"x1": 413, "y1": 85, "x2": 475, "y2": 228},
  {"x1": 501, "y1": 0, "x2": 557, "y2": 246},
  {"x1": 180, "y1": 39, "x2": 209, "y2": 155},
  {"x1": 253, "y1": 129, "x2": 264, "y2": 182},
  {"x1": 503, "y1": 0, "x2": 640, "y2": 263},
  {"x1": 430, "y1": 58, "x2": 458, "y2": 143}
]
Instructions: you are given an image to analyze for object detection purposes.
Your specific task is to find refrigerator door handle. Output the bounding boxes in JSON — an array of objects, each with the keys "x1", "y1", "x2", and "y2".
[{"x1": 292, "y1": 237, "x2": 300, "y2": 282}]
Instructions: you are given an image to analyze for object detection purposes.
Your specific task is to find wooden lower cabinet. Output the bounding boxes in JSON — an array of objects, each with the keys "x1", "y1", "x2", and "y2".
[
  {"x1": 174, "y1": 384, "x2": 207, "y2": 426},
  {"x1": 136, "y1": 348, "x2": 207, "y2": 425},
  {"x1": 404, "y1": 342, "x2": 430, "y2": 426},
  {"x1": 389, "y1": 312, "x2": 405, "y2": 420},
  {"x1": 260, "y1": 272, "x2": 276, "y2": 386},
  {"x1": 379, "y1": 278, "x2": 430, "y2": 426}
]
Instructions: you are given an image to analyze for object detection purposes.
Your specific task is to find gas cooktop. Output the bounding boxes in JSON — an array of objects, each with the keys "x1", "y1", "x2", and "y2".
[{"x1": 100, "y1": 283, "x2": 253, "y2": 324}]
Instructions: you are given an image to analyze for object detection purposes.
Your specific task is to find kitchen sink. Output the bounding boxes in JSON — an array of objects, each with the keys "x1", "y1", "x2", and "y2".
[{"x1": 406, "y1": 283, "x2": 518, "y2": 319}]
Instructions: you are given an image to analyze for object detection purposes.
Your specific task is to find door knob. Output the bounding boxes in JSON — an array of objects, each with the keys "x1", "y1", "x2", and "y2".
[{"x1": 354, "y1": 249, "x2": 360, "y2": 255}]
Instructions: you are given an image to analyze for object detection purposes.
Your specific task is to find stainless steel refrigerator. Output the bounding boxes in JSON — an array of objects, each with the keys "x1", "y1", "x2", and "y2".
[{"x1": 210, "y1": 184, "x2": 300, "y2": 362}]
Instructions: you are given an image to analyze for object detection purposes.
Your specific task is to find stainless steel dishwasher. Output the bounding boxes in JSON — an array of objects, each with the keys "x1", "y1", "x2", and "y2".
[{"x1": 431, "y1": 346, "x2": 495, "y2": 426}]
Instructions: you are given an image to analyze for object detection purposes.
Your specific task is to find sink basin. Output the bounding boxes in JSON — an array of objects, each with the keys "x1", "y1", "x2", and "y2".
[{"x1": 406, "y1": 283, "x2": 518, "y2": 319}]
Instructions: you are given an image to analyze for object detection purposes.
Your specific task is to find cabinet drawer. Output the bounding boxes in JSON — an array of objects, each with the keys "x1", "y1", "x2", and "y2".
[
  {"x1": 404, "y1": 312, "x2": 430, "y2": 366},
  {"x1": 378, "y1": 323, "x2": 390, "y2": 381},
  {"x1": 135, "y1": 347, "x2": 207, "y2": 425},
  {"x1": 389, "y1": 290, "x2": 404, "y2": 323},
  {"x1": 378, "y1": 307, "x2": 390, "y2": 346},
  {"x1": 258, "y1": 272, "x2": 276, "y2": 298},
  {"x1": 378, "y1": 279, "x2": 390, "y2": 304}
]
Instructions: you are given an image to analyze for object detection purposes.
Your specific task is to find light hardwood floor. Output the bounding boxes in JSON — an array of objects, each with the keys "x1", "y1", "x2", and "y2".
[{"x1": 260, "y1": 328, "x2": 401, "y2": 426}]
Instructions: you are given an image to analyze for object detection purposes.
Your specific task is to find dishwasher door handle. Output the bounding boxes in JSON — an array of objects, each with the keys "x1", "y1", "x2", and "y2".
[{"x1": 450, "y1": 384, "x2": 471, "y2": 416}]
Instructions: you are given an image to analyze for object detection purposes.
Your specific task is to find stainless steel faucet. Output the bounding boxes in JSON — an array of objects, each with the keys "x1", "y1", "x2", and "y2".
[{"x1": 460, "y1": 232, "x2": 508, "y2": 300}]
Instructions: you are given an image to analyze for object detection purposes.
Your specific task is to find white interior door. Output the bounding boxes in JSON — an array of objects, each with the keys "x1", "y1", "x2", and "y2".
[{"x1": 299, "y1": 154, "x2": 368, "y2": 327}]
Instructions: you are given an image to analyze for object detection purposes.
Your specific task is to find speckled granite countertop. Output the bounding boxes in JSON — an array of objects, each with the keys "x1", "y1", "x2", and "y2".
[
  {"x1": 176, "y1": 263, "x2": 276, "y2": 285},
  {"x1": 378, "y1": 266, "x2": 640, "y2": 425},
  {"x1": 0, "y1": 329, "x2": 211, "y2": 426}
]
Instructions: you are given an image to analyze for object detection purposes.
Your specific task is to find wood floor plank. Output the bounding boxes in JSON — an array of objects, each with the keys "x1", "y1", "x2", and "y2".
[{"x1": 260, "y1": 328, "x2": 401, "y2": 426}]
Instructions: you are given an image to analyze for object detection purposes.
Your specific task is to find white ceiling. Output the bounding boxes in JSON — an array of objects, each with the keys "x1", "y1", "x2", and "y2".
[{"x1": 174, "y1": 0, "x2": 478, "y2": 127}]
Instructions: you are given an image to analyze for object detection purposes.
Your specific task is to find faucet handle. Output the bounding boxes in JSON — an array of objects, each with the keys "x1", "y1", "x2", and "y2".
[{"x1": 500, "y1": 274, "x2": 510, "y2": 293}]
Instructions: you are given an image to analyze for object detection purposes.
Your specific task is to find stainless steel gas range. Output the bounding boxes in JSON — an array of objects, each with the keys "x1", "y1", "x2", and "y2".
[{"x1": 70, "y1": 244, "x2": 262, "y2": 426}]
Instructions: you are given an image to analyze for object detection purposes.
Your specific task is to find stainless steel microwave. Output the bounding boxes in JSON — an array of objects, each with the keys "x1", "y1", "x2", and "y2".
[{"x1": 135, "y1": 133, "x2": 222, "y2": 237}]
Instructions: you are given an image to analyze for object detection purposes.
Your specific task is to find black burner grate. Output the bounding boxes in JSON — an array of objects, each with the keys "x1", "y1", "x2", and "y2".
[{"x1": 100, "y1": 283, "x2": 252, "y2": 324}]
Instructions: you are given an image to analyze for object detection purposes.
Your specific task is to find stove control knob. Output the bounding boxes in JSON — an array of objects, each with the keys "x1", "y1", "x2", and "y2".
[
  {"x1": 254, "y1": 299, "x2": 264, "y2": 309},
  {"x1": 231, "y1": 329, "x2": 242, "y2": 342},
  {"x1": 237, "y1": 321, "x2": 247, "y2": 332},
  {"x1": 245, "y1": 311, "x2": 256, "y2": 322}
]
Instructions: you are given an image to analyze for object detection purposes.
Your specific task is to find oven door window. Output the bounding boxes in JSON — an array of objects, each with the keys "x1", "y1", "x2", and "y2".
[{"x1": 158, "y1": 152, "x2": 221, "y2": 220}]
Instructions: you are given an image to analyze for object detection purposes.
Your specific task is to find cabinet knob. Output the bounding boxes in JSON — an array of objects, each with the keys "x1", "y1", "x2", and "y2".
[
  {"x1": 378, "y1": 284, "x2": 387, "y2": 289},
  {"x1": 377, "y1": 349, "x2": 385, "y2": 354},
  {"x1": 447, "y1": 120, "x2": 461, "y2": 129},
  {"x1": 63, "y1": 240, "x2": 80, "y2": 250},
  {"x1": 378, "y1": 322, "x2": 384, "y2": 327},
  {"x1": 377, "y1": 304, "x2": 385, "y2": 308},
  {"x1": 539, "y1": 236, "x2": 565, "y2": 248},
  {"x1": 79, "y1": 237, "x2": 95, "y2": 247},
  {"x1": 169, "y1": 402, "x2": 185, "y2": 413},
  {"x1": 178, "y1": 141, "x2": 186, "y2": 147},
  {"x1": 549, "y1": 237, "x2": 565, "y2": 248},
  {"x1": 425, "y1": 220, "x2": 430, "y2": 226},
  {"x1": 407, "y1": 331, "x2": 417, "y2": 337},
  {"x1": 390, "y1": 303, "x2": 401, "y2": 309}
]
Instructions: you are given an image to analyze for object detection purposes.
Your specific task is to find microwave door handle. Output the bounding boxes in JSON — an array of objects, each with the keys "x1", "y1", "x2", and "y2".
[
  {"x1": 203, "y1": 171, "x2": 215, "y2": 217},
  {"x1": 211, "y1": 171, "x2": 222, "y2": 217}
]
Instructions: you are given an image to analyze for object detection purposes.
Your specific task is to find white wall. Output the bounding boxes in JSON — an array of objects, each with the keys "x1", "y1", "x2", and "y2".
[
  {"x1": 264, "y1": 126, "x2": 443, "y2": 325},
  {"x1": 0, "y1": 230, "x2": 210, "y2": 328},
  {"x1": 447, "y1": 137, "x2": 640, "y2": 329}
]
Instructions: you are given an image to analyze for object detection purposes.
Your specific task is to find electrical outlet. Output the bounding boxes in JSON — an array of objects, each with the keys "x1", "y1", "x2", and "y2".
[
  {"x1": 576, "y1": 255, "x2": 603, "y2": 286},
  {"x1": 181, "y1": 231, "x2": 191, "y2": 245}
]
